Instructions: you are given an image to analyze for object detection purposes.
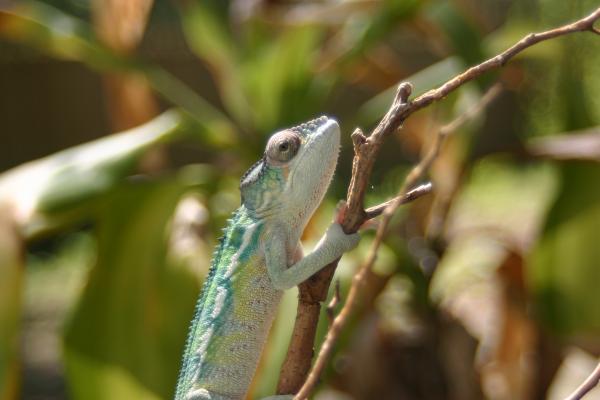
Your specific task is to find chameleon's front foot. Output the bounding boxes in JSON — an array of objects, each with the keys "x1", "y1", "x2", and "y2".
[{"x1": 322, "y1": 222, "x2": 360, "y2": 254}]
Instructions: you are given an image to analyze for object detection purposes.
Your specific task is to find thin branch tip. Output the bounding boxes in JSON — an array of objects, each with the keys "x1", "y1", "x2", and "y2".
[
  {"x1": 395, "y1": 82, "x2": 413, "y2": 105},
  {"x1": 351, "y1": 128, "x2": 367, "y2": 148},
  {"x1": 364, "y1": 182, "x2": 433, "y2": 220}
]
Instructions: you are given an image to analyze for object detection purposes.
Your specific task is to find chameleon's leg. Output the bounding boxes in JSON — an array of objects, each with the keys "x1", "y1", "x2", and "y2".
[{"x1": 264, "y1": 223, "x2": 359, "y2": 290}]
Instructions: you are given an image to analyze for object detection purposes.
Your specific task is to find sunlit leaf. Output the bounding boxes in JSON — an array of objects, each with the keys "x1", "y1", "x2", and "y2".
[{"x1": 0, "y1": 110, "x2": 182, "y2": 237}]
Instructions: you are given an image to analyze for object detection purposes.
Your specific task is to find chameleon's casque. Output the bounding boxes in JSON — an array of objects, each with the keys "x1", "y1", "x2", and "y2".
[{"x1": 176, "y1": 117, "x2": 359, "y2": 400}]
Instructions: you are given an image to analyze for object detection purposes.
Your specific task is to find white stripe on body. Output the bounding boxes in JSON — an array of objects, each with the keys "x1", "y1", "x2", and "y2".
[{"x1": 224, "y1": 223, "x2": 258, "y2": 279}]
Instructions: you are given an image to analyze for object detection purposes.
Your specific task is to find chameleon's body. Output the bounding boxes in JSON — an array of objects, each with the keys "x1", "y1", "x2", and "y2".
[{"x1": 175, "y1": 117, "x2": 359, "y2": 400}]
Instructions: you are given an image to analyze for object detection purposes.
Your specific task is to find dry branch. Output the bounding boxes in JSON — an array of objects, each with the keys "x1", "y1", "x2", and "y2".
[
  {"x1": 275, "y1": 6, "x2": 600, "y2": 398},
  {"x1": 294, "y1": 82, "x2": 502, "y2": 400},
  {"x1": 364, "y1": 182, "x2": 433, "y2": 219}
]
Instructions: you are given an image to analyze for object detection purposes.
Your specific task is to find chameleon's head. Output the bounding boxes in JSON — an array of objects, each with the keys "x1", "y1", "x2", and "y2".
[{"x1": 240, "y1": 116, "x2": 340, "y2": 223}]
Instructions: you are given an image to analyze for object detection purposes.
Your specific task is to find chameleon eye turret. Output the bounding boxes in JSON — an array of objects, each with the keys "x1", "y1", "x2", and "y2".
[{"x1": 265, "y1": 130, "x2": 300, "y2": 163}]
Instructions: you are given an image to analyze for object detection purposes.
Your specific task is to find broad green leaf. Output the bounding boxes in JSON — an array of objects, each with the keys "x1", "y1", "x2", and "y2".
[
  {"x1": 63, "y1": 180, "x2": 201, "y2": 400},
  {"x1": 0, "y1": 110, "x2": 182, "y2": 237},
  {"x1": 0, "y1": 210, "x2": 23, "y2": 400},
  {"x1": 529, "y1": 163, "x2": 600, "y2": 335}
]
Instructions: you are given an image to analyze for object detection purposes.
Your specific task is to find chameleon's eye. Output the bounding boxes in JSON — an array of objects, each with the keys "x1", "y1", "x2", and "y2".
[
  {"x1": 266, "y1": 130, "x2": 300, "y2": 163},
  {"x1": 278, "y1": 142, "x2": 289, "y2": 152}
]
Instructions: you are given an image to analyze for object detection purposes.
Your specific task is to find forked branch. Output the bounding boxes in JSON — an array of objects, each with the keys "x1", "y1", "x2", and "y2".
[
  {"x1": 275, "y1": 6, "x2": 600, "y2": 398},
  {"x1": 294, "y1": 82, "x2": 502, "y2": 400}
]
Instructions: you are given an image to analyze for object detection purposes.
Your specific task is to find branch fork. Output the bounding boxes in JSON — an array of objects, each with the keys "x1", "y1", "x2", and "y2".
[{"x1": 275, "y1": 6, "x2": 600, "y2": 399}]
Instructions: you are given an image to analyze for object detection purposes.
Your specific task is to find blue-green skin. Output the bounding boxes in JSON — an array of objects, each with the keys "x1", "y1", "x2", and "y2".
[{"x1": 176, "y1": 117, "x2": 359, "y2": 400}]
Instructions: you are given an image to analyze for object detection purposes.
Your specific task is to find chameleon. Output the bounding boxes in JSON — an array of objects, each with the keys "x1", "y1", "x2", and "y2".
[{"x1": 175, "y1": 116, "x2": 360, "y2": 400}]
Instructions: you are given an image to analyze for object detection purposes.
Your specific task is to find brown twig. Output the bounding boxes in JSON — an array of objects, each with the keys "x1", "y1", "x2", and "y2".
[
  {"x1": 276, "y1": 82, "x2": 415, "y2": 396},
  {"x1": 278, "y1": 6, "x2": 600, "y2": 397},
  {"x1": 565, "y1": 361, "x2": 600, "y2": 400},
  {"x1": 364, "y1": 182, "x2": 433, "y2": 219},
  {"x1": 294, "y1": 81, "x2": 503, "y2": 400}
]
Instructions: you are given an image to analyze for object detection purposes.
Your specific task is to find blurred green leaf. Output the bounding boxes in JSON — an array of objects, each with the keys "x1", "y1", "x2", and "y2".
[
  {"x1": 0, "y1": 1, "x2": 236, "y2": 130},
  {"x1": 0, "y1": 2, "x2": 127, "y2": 69},
  {"x1": 242, "y1": 26, "x2": 323, "y2": 131},
  {"x1": 177, "y1": 1, "x2": 334, "y2": 134},
  {"x1": 445, "y1": 158, "x2": 558, "y2": 246},
  {"x1": 425, "y1": 1, "x2": 486, "y2": 70},
  {"x1": 179, "y1": 1, "x2": 252, "y2": 128},
  {"x1": 529, "y1": 162, "x2": 600, "y2": 335},
  {"x1": 63, "y1": 179, "x2": 200, "y2": 400},
  {"x1": 0, "y1": 210, "x2": 22, "y2": 400},
  {"x1": 0, "y1": 110, "x2": 183, "y2": 237},
  {"x1": 521, "y1": 1, "x2": 600, "y2": 336},
  {"x1": 340, "y1": 0, "x2": 421, "y2": 62},
  {"x1": 433, "y1": 158, "x2": 558, "y2": 302}
]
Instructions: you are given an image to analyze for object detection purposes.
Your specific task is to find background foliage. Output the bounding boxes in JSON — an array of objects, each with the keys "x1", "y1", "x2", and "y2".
[{"x1": 0, "y1": 0, "x2": 599, "y2": 399}]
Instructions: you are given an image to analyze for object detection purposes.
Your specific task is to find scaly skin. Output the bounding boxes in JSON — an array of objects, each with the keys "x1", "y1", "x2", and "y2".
[{"x1": 175, "y1": 117, "x2": 359, "y2": 400}]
